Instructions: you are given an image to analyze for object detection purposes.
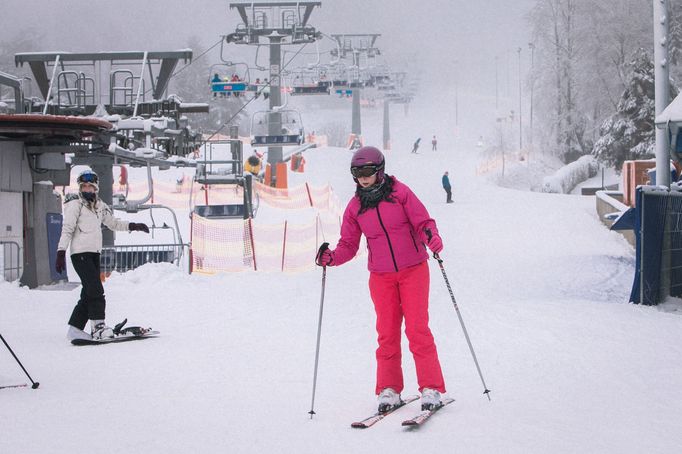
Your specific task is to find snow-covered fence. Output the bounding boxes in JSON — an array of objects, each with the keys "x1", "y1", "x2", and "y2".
[{"x1": 542, "y1": 156, "x2": 599, "y2": 194}]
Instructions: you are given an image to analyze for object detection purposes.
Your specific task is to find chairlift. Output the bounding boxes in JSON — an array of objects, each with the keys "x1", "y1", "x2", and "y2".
[
  {"x1": 209, "y1": 63, "x2": 250, "y2": 98},
  {"x1": 250, "y1": 109, "x2": 304, "y2": 146},
  {"x1": 335, "y1": 88, "x2": 353, "y2": 98},
  {"x1": 188, "y1": 140, "x2": 256, "y2": 220},
  {"x1": 289, "y1": 67, "x2": 330, "y2": 96},
  {"x1": 377, "y1": 79, "x2": 396, "y2": 91}
]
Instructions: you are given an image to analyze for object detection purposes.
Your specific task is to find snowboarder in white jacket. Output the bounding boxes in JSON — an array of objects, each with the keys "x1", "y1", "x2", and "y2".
[{"x1": 55, "y1": 169, "x2": 149, "y2": 341}]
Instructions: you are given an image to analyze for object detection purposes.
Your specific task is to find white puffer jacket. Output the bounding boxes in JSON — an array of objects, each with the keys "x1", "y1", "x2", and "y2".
[{"x1": 57, "y1": 197, "x2": 130, "y2": 254}]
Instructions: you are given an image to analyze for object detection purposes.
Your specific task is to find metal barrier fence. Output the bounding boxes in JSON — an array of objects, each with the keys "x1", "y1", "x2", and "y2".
[
  {"x1": 100, "y1": 243, "x2": 189, "y2": 273},
  {"x1": 650, "y1": 190, "x2": 682, "y2": 304},
  {"x1": 0, "y1": 241, "x2": 22, "y2": 282},
  {"x1": 631, "y1": 188, "x2": 682, "y2": 305}
]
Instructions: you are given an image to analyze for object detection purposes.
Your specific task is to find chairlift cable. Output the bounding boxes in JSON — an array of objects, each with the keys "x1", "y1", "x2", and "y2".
[
  {"x1": 199, "y1": 42, "x2": 310, "y2": 146},
  {"x1": 142, "y1": 38, "x2": 224, "y2": 97}
]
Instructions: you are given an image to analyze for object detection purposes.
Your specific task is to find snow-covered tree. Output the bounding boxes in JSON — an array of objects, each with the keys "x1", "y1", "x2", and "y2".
[
  {"x1": 529, "y1": 0, "x2": 592, "y2": 163},
  {"x1": 592, "y1": 48, "x2": 678, "y2": 170},
  {"x1": 669, "y1": 2, "x2": 682, "y2": 81},
  {"x1": 528, "y1": 0, "x2": 654, "y2": 164}
]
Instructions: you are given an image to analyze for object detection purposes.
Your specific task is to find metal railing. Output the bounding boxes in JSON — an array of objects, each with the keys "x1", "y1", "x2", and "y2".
[
  {"x1": 100, "y1": 243, "x2": 188, "y2": 274},
  {"x1": 0, "y1": 241, "x2": 22, "y2": 282}
]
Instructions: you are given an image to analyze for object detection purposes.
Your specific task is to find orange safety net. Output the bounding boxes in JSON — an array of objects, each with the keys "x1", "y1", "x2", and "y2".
[
  {"x1": 189, "y1": 181, "x2": 345, "y2": 273},
  {"x1": 191, "y1": 215, "x2": 254, "y2": 273},
  {"x1": 62, "y1": 172, "x2": 342, "y2": 215},
  {"x1": 253, "y1": 181, "x2": 343, "y2": 216},
  {"x1": 191, "y1": 212, "x2": 342, "y2": 273}
]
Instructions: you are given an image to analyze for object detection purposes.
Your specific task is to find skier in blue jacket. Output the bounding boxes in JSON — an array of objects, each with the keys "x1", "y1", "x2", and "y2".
[{"x1": 442, "y1": 171, "x2": 452, "y2": 203}]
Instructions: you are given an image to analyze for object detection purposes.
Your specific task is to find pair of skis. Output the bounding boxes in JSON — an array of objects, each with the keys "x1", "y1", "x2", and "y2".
[{"x1": 351, "y1": 396, "x2": 454, "y2": 429}]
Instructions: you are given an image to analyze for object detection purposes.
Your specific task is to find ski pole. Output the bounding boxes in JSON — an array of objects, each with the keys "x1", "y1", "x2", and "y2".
[
  {"x1": 433, "y1": 253, "x2": 491, "y2": 400},
  {"x1": 0, "y1": 333, "x2": 40, "y2": 389},
  {"x1": 425, "y1": 229, "x2": 490, "y2": 400},
  {"x1": 309, "y1": 243, "x2": 329, "y2": 419}
]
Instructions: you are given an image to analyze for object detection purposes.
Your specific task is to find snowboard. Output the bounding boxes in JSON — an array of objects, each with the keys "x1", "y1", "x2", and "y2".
[{"x1": 71, "y1": 319, "x2": 159, "y2": 346}]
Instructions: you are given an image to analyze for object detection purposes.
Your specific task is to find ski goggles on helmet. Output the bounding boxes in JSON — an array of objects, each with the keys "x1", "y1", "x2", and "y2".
[
  {"x1": 351, "y1": 165, "x2": 380, "y2": 178},
  {"x1": 77, "y1": 172, "x2": 98, "y2": 185}
]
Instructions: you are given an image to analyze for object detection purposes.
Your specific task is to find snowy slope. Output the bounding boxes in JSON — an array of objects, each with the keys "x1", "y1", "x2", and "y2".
[{"x1": 2, "y1": 99, "x2": 682, "y2": 454}]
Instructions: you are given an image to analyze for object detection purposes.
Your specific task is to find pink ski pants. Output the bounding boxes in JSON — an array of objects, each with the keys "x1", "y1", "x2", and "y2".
[{"x1": 368, "y1": 261, "x2": 446, "y2": 395}]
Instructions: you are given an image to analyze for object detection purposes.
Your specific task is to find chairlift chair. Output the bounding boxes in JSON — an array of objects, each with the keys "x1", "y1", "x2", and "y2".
[
  {"x1": 289, "y1": 67, "x2": 330, "y2": 96},
  {"x1": 209, "y1": 63, "x2": 251, "y2": 98},
  {"x1": 250, "y1": 109, "x2": 304, "y2": 146}
]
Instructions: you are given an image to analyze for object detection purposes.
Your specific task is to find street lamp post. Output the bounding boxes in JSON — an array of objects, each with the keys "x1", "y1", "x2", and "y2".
[
  {"x1": 495, "y1": 56, "x2": 499, "y2": 111},
  {"x1": 517, "y1": 47, "x2": 522, "y2": 152},
  {"x1": 528, "y1": 42, "x2": 535, "y2": 154},
  {"x1": 454, "y1": 60, "x2": 459, "y2": 126}
]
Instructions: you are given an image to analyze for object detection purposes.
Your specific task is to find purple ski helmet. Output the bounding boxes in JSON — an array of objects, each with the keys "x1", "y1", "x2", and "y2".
[{"x1": 350, "y1": 146, "x2": 385, "y2": 182}]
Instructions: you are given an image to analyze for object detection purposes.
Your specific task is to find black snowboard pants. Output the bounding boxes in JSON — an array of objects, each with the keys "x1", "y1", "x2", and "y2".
[{"x1": 68, "y1": 252, "x2": 106, "y2": 330}]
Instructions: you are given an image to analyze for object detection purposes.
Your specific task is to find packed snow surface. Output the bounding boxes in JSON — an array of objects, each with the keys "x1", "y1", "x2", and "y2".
[{"x1": 2, "y1": 101, "x2": 682, "y2": 454}]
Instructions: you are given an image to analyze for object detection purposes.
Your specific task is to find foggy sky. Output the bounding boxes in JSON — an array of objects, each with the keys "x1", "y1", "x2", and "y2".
[{"x1": 1, "y1": 0, "x2": 535, "y2": 94}]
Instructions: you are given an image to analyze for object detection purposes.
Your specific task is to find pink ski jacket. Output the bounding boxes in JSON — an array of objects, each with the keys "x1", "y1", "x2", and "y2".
[{"x1": 332, "y1": 177, "x2": 439, "y2": 273}]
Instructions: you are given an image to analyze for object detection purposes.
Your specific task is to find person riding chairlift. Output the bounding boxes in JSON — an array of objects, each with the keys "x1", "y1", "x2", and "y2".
[{"x1": 212, "y1": 73, "x2": 222, "y2": 98}]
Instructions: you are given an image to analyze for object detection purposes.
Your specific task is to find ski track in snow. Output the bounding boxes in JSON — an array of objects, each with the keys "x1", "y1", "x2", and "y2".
[{"x1": 2, "y1": 97, "x2": 682, "y2": 454}]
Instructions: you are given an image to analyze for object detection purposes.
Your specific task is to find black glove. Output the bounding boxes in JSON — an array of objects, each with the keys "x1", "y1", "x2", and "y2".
[
  {"x1": 55, "y1": 250, "x2": 66, "y2": 274},
  {"x1": 129, "y1": 222, "x2": 150, "y2": 233},
  {"x1": 315, "y1": 242, "x2": 333, "y2": 267}
]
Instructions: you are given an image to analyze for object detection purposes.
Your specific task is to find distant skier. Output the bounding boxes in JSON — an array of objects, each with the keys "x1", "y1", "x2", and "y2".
[
  {"x1": 315, "y1": 146, "x2": 446, "y2": 413},
  {"x1": 56, "y1": 169, "x2": 150, "y2": 342},
  {"x1": 442, "y1": 171, "x2": 453, "y2": 203},
  {"x1": 411, "y1": 137, "x2": 421, "y2": 153},
  {"x1": 431, "y1": 135, "x2": 437, "y2": 151}
]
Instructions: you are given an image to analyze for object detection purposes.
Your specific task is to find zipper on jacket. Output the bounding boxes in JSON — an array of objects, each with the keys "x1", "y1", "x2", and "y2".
[
  {"x1": 411, "y1": 235, "x2": 419, "y2": 252},
  {"x1": 375, "y1": 206, "x2": 399, "y2": 272}
]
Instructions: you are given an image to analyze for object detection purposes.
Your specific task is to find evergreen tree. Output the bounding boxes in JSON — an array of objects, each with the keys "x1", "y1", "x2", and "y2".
[
  {"x1": 669, "y1": 2, "x2": 682, "y2": 67},
  {"x1": 593, "y1": 48, "x2": 678, "y2": 170}
]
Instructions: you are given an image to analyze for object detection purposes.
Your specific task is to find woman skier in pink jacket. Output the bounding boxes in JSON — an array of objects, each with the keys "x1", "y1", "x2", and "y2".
[{"x1": 316, "y1": 146, "x2": 446, "y2": 413}]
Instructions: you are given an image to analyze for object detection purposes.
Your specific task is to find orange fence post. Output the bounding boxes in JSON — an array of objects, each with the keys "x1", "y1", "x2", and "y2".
[
  {"x1": 281, "y1": 220, "x2": 288, "y2": 272},
  {"x1": 622, "y1": 161, "x2": 631, "y2": 207},
  {"x1": 248, "y1": 218, "x2": 257, "y2": 271},
  {"x1": 275, "y1": 162, "x2": 288, "y2": 189},
  {"x1": 265, "y1": 163, "x2": 272, "y2": 187},
  {"x1": 305, "y1": 182, "x2": 314, "y2": 207}
]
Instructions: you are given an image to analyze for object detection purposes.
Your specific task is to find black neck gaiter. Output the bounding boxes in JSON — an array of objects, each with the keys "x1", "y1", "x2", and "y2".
[{"x1": 356, "y1": 175, "x2": 395, "y2": 214}]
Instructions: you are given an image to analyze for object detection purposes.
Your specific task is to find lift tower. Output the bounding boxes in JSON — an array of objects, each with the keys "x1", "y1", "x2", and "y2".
[
  {"x1": 226, "y1": 2, "x2": 321, "y2": 166},
  {"x1": 331, "y1": 34, "x2": 381, "y2": 149}
]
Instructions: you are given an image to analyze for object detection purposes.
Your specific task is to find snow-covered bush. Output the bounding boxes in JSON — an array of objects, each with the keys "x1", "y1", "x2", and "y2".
[{"x1": 542, "y1": 155, "x2": 599, "y2": 194}]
